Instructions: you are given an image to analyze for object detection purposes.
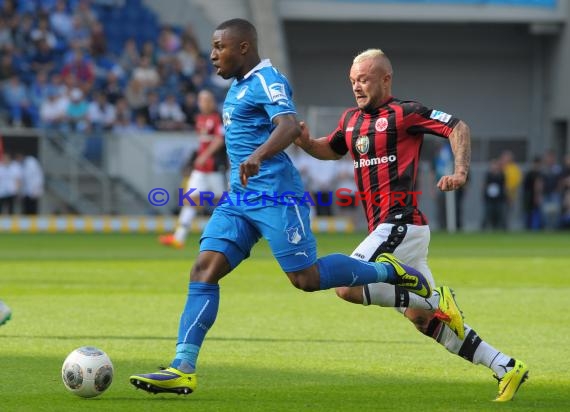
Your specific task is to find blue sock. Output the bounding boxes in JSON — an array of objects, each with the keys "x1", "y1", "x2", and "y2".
[
  {"x1": 171, "y1": 282, "x2": 219, "y2": 373},
  {"x1": 317, "y1": 253, "x2": 396, "y2": 290}
]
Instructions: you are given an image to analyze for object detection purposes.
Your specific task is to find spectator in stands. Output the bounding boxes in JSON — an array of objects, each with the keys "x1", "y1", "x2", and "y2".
[
  {"x1": 0, "y1": 153, "x2": 22, "y2": 215},
  {"x1": 142, "y1": 89, "x2": 160, "y2": 129},
  {"x1": 50, "y1": 72, "x2": 68, "y2": 97},
  {"x1": 482, "y1": 158, "x2": 506, "y2": 230},
  {"x1": 68, "y1": 15, "x2": 91, "y2": 50},
  {"x1": 30, "y1": 15, "x2": 57, "y2": 51},
  {"x1": 87, "y1": 90, "x2": 116, "y2": 133},
  {"x1": 2, "y1": 76, "x2": 37, "y2": 127},
  {"x1": 125, "y1": 78, "x2": 148, "y2": 117},
  {"x1": 132, "y1": 55, "x2": 160, "y2": 90},
  {"x1": 66, "y1": 87, "x2": 89, "y2": 132},
  {"x1": 73, "y1": 0, "x2": 98, "y2": 29},
  {"x1": 118, "y1": 38, "x2": 140, "y2": 74},
  {"x1": 1, "y1": 0, "x2": 18, "y2": 29},
  {"x1": 157, "y1": 93, "x2": 186, "y2": 131},
  {"x1": 113, "y1": 96, "x2": 132, "y2": 128},
  {"x1": 14, "y1": 153, "x2": 44, "y2": 215},
  {"x1": 89, "y1": 21, "x2": 107, "y2": 57},
  {"x1": 522, "y1": 155, "x2": 544, "y2": 230},
  {"x1": 542, "y1": 149, "x2": 562, "y2": 229},
  {"x1": 102, "y1": 71, "x2": 122, "y2": 105},
  {"x1": 50, "y1": 0, "x2": 74, "y2": 42},
  {"x1": 40, "y1": 87, "x2": 69, "y2": 134},
  {"x1": 12, "y1": 13, "x2": 34, "y2": 57},
  {"x1": 141, "y1": 41, "x2": 158, "y2": 65},
  {"x1": 132, "y1": 113, "x2": 154, "y2": 133},
  {"x1": 179, "y1": 22, "x2": 199, "y2": 48},
  {"x1": 29, "y1": 70, "x2": 51, "y2": 115},
  {"x1": 0, "y1": 17, "x2": 14, "y2": 52},
  {"x1": 30, "y1": 38, "x2": 57, "y2": 75},
  {"x1": 181, "y1": 91, "x2": 198, "y2": 130},
  {"x1": 177, "y1": 38, "x2": 200, "y2": 77},
  {"x1": 61, "y1": 47, "x2": 95, "y2": 94},
  {"x1": 0, "y1": 49, "x2": 17, "y2": 82},
  {"x1": 112, "y1": 111, "x2": 136, "y2": 133},
  {"x1": 156, "y1": 26, "x2": 180, "y2": 66}
]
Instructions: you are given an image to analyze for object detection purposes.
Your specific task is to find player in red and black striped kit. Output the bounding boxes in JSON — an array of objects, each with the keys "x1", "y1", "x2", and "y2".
[
  {"x1": 296, "y1": 49, "x2": 528, "y2": 402},
  {"x1": 329, "y1": 98, "x2": 458, "y2": 231}
]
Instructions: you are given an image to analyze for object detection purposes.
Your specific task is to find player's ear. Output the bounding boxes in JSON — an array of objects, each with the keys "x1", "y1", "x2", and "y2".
[{"x1": 240, "y1": 41, "x2": 249, "y2": 55}]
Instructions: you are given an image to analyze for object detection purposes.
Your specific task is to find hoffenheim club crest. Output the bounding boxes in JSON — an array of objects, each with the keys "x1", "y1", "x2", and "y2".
[{"x1": 286, "y1": 227, "x2": 302, "y2": 245}]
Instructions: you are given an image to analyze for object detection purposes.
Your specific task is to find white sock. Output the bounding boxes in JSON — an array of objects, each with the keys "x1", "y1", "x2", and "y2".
[
  {"x1": 474, "y1": 341, "x2": 512, "y2": 378},
  {"x1": 434, "y1": 323, "x2": 512, "y2": 378},
  {"x1": 364, "y1": 283, "x2": 439, "y2": 310},
  {"x1": 174, "y1": 207, "x2": 196, "y2": 243}
]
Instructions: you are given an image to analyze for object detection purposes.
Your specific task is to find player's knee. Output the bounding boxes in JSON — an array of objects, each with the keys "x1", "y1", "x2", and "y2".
[
  {"x1": 335, "y1": 287, "x2": 362, "y2": 304},
  {"x1": 190, "y1": 251, "x2": 229, "y2": 283},
  {"x1": 286, "y1": 269, "x2": 320, "y2": 292},
  {"x1": 404, "y1": 308, "x2": 432, "y2": 334}
]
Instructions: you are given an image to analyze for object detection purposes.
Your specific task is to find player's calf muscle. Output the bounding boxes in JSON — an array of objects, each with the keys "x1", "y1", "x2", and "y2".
[{"x1": 286, "y1": 268, "x2": 320, "y2": 291}]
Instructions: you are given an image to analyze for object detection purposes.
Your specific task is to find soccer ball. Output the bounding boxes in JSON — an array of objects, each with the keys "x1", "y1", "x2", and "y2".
[{"x1": 61, "y1": 346, "x2": 114, "y2": 398}]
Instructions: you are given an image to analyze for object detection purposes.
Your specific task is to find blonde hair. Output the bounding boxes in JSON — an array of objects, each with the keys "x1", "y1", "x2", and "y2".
[{"x1": 353, "y1": 48, "x2": 385, "y2": 64}]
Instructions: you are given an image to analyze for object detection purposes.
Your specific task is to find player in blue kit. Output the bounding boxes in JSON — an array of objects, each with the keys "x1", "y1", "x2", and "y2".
[{"x1": 129, "y1": 19, "x2": 442, "y2": 395}]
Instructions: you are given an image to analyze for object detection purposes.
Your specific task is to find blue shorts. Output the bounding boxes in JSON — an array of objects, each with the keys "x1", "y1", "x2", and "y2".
[{"x1": 200, "y1": 200, "x2": 317, "y2": 272}]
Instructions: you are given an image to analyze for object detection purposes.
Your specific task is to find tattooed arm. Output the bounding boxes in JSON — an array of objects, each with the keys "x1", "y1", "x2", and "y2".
[{"x1": 437, "y1": 120, "x2": 471, "y2": 192}]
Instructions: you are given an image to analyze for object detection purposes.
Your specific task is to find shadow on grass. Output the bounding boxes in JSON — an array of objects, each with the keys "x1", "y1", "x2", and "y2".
[{"x1": 0, "y1": 355, "x2": 561, "y2": 412}]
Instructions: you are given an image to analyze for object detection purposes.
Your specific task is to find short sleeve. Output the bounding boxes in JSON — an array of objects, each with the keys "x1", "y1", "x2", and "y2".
[
  {"x1": 253, "y1": 71, "x2": 297, "y2": 122},
  {"x1": 403, "y1": 101, "x2": 460, "y2": 138}
]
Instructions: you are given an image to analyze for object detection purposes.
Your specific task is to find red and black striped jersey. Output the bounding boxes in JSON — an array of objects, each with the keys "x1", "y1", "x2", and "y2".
[{"x1": 328, "y1": 97, "x2": 459, "y2": 232}]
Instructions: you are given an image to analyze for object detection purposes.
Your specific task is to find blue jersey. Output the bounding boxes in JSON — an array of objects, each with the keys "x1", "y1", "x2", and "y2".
[{"x1": 222, "y1": 59, "x2": 305, "y2": 198}]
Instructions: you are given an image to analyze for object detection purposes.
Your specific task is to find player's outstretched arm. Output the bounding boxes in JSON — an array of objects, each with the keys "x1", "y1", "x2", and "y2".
[
  {"x1": 437, "y1": 120, "x2": 471, "y2": 192},
  {"x1": 295, "y1": 121, "x2": 342, "y2": 160}
]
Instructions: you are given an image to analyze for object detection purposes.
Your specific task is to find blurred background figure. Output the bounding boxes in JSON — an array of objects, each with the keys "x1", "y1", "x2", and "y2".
[
  {"x1": 481, "y1": 158, "x2": 506, "y2": 230},
  {"x1": 522, "y1": 156, "x2": 544, "y2": 230},
  {"x1": 559, "y1": 154, "x2": 570, "y2": 229},
  {"x1": 499, "y1": 150, "x2": 522, "y2": 230},
  {"x1": 158, "y1": 89, "x2": 226, "y2": 249},
  {"x1": 0, "y1": 153, "x2": 22, "y2": 214},
  {"x1": 542, "y1": 149, "x2": 562, "y2": 230},
  {"x1": 15, "y1": 153, "x2": 44, "y2": 215},
  {"x1": 432, "y1": 141, "x2": 464, "y2": 231}
]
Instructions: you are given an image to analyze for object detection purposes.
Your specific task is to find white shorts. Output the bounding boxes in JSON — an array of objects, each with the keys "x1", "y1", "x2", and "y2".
[
  {"x1": 186, "y1": 170, "x2": 227, "y2": 197},
  {"x1": 350, "y1": 223, "x2": 435, "y2": 288}
]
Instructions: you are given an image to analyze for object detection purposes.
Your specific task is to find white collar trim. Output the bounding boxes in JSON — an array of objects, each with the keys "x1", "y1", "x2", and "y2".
[{"x1": 243, "y1": 59, "x2": 272, "y2": 79}]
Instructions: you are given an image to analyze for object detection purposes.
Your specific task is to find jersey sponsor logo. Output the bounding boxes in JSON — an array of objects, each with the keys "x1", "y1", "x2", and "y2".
[
  {"x1": 236, "y1": 86, "x2": 248, "y2": 99},
  {"x1": 222, "y1": 107, "x2": 234, "y2": 127},
  {"x1": 269, "y1": 82, "x2": 287, "y2": 102},
  {"x1": 353, "y1": 154, "x2": 397, "y2": 169},
  {"x1": 375, "y1": 117, "x2": 388, "y2": 132},
  {"x1": 286, "y1": 226, "x2": 302, "y2": 244},
  {"x1": 355, "y1": 135, "x2": 369, "y2": 155},
  {"x1": 429, "y1": 110, "x2": 452, "y2": 123}
]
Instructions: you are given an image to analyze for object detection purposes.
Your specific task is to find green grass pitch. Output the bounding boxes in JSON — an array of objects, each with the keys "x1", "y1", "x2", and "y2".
[{"x1": 1, "y1": 231, "x2": 569, "y2": 411}]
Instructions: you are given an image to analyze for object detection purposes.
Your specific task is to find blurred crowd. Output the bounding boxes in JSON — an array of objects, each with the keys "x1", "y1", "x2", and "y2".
[
  {"x1": 482, "y1": 149, "x2": 570, "y2": 231},
  {"x1": 0, "y1": 0, "x2": 228, "y2": 135}
]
